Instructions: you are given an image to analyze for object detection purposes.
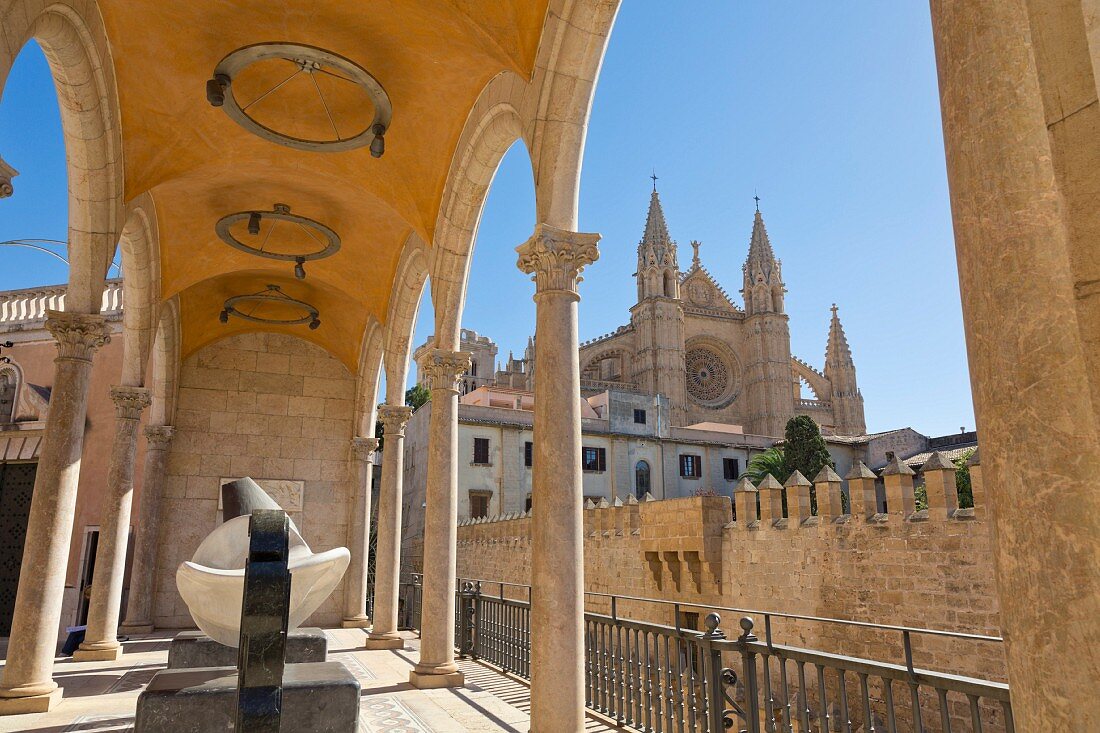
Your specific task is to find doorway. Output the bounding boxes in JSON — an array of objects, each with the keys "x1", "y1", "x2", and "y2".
[{"x1": 0, "y1": 461, "x2": 36, "y2": 636}]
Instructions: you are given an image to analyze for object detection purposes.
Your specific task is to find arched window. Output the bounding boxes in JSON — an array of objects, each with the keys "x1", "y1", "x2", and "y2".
[
  {"x1": 470, "y1": 361, "x2": 478, "y2": 377},
  {"x1": 0, "y1": 369, "x2": 16, "y2": 423},
  {"x1": 635, "y1": 460, "x2": 651, "y2": 500}
]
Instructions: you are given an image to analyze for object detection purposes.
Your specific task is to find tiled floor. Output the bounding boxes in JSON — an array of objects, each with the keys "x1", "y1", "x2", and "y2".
[{"x1": 0, "y1": 629, "x2": 620, "y2": 732}]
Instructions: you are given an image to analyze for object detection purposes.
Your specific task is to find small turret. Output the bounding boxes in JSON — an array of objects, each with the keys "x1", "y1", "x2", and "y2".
[
  {"x1": 823, "y1": 304, "x2": 866, "y2": 435},
  {"x1": 741, "y1": 207, "x2": 785, "y2": 315},
  {"x1": 636, "y1": 187, "x2": 680, "y2": 300}
]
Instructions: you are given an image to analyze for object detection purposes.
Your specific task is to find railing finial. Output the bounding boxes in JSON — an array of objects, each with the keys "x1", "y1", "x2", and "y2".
[{"x1": 737, "y1": 616, "x2": 757, "y2": 643}]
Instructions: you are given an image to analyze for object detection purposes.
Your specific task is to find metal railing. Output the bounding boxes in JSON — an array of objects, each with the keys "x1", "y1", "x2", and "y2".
[{"x1": 440, "y1": 577, "x2": 1013, "y2": 733}]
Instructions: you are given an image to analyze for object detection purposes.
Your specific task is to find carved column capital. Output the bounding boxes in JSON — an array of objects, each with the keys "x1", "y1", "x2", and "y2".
[
  {"x1": 421, "y1": 349, "x2": 472, "y2": 393},
  {"x1": 378, "y1": 404, "x2": 414, "y2": 436},
  {"x1": 0, "y1": 154, "x2": 16, "y2": 198},
  {"x1": 110, "y1": 385, "x2": 152, "y2": 421},
  {"x1": 352, "y1": 436, "x2": 380, "y2": 462},
  {"x1": 144, "y1": 424, "x2": 175, "y2": 450},
  {"x1": 45, "y1": 310, "x2": 111, "y2": 362},
  {"x1": 516, "y1": 224, "x2": 601, "y2": 295}
]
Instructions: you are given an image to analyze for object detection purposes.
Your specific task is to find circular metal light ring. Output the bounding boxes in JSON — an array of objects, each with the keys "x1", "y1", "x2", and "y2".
[
  {"x1": 215, "y1": 204, "x2": 341, "y2": 262},
  {"x1": 210, "y1": 42, "x2": 392, "y2": 153},
  {"x1": 222, "y1": 285, "x2": 320, "y2": 327}
]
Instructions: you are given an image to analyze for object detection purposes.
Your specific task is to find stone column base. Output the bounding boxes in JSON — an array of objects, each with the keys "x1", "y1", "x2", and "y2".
[
  {"x1": 341, "y1": 616, "x2": 371, "y2": 629},
  {"x1": 0, "y1": 688, "x2": 63, "y2": 715},
  {"x1": 363, "y1": 636, "x2": 404, "y2": 650},
  {"x1": 408, "y1": 670, "x2": 464, "y2": 689},
  {"x1": 119, "y1": 623, "x2": 154, "y2": 635},
  {"x1": 73, "y1": 645, "x2": 123, "y2": 662}
]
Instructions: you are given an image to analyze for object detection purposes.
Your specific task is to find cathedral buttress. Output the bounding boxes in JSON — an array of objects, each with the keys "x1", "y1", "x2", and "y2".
[{"x1": 824, "y1": 304, "x2": 867, "y2": 435}]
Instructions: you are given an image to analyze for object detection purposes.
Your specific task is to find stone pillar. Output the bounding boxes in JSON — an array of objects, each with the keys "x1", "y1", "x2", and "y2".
[
  {"x1": 0, "y1": 311, "x2": 110, "y2": 714},
  {"x1": 410, "y1": 349, "x2": 471, "y2": 689},
  {"x1": 343, "y1": 436, "x2": 378, "y2": 628},
  {"x1": 757, "y1": 474, "x2": 784, "y2": 526},
  {"x1": 921, "y1": 451, "x2": 958, "y2": 520},
  {"x1": 516, "y1": 224, "x2": 599, "y2": 733},
  {"x1": 74, "y1": 386, "x2": 151, "y2": 661},
  {"x1": 733, "y1": 476, "x2": 758, "y2": 525},
  {"x1": 365, "y1": 405, "x2": 413, "y2": 650},
  {"x1": 341, "y1": 435, "x2": 380, "y2": 625},
  {"x1": 931, "y1": 2, "x2": 1100, "y2": 725},
  {"x1": 119, "y1": 425, "x2": 175, "y2": 635}
]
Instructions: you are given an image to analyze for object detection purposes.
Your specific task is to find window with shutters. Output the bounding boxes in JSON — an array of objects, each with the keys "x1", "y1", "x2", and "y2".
[
  {"x1": 524, "y1": 441, "x2": 533, "y2": 468},
  {"x1": 633, "y1": 408, "x2": 646, "y2": 424},
  {"x1": 473, "y1": 437, "x2": 490, "y2": 465},
  {"x1": 679, "y1": 454, "x2": 702, "y2": 478},
  {"x1": 469, "y1": 491, "x2": 491, "y2": 519},
  {"x1": 723, "y1": 457, "x2": 740, "y2": 481},
  {"x1": 582, "y1": 446, "x2": 606, "y2": 472}
]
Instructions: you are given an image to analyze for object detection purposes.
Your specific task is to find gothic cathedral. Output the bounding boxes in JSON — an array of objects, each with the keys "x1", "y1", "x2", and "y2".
[{"x1": 577, "y1": 188, "x2": 867, "y2": 437}]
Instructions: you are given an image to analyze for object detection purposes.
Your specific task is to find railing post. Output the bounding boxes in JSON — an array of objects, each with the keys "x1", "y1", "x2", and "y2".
[
  {"x1": 458, "y1": 580, "x2": 479, "y2": 659},
  {"x1": 738, "y1": 617, "x2": 761, "y2": 733},
  {"x1": 700, "y1": 613, "x2": 727, "y2": 733}
]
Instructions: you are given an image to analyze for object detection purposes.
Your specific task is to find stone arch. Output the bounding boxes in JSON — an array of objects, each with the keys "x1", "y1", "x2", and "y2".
[
  {"x1": 790, "y1": 357, "x2": 831, "y2": 402},
  {"x1": 580, "y1": 347, "x2": 631, "y2": 382},
  {"x1": 148, "y1": 296, "x2": 180, "y2": 427},
  {"x1": 430, "y1": 71, "x2": 530, "y2": 349},
  {"x1": 0, "y1": 0, "x2": 124, "y2": 313},
  {"x1": 117, "y1": 193, "x2": 161, "y2": 388},
  {"x1": 353, "y1": 315, "x2": 384, "y2": 437},
  {"x1": 525, "y1": 0, "x2": 622, "y2": 229},
  {"x1": 383, "y1": 233, "x2": 430, "y2": 404}
]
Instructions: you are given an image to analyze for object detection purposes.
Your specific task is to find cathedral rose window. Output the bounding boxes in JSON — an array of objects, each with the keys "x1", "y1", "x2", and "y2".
[{"x1": 686, "y1": 347, "x2": 735, "y2": 405}]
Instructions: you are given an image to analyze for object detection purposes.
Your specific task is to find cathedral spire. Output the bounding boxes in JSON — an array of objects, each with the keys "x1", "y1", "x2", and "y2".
[
  {"x1": 824, "y1": 304, "x2": 855, "y2": 372},
  {"x1": 636, "y1": 185, "x2": 680, "y2": 300},
  {"x1": 741, "y1": 206, "x2": 784, "y2": 315}
]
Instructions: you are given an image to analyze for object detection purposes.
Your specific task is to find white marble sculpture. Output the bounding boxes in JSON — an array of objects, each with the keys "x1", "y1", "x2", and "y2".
[{"x1": 176, "y1": 478, "x2": 350, "y2": 647}]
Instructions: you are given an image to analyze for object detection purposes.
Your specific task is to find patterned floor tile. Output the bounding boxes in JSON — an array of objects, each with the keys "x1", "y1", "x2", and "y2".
[{"x1": 359, "y1": 695, "x2": 433, "y2": 732}]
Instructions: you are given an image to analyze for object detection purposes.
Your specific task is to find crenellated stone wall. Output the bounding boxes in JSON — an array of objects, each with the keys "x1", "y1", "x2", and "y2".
[{"x1": 456, "y1": 460, "x2": 1005, "y2": 686}]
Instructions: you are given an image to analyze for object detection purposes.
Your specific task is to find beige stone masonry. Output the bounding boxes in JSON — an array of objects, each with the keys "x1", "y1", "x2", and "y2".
[
  {"x1": 845, "y1": 461, "x2": 879, "y2": 521},
  {"x1": 813, "y1": 465, "x2": 844, "y2": 521},
  {"x1": 785, "y1": 470, "x2": 814, "y2": 526},
  {"x1": 757, "y1": 474, "x2": 785, "y2": 527},
  {"x1": 881, "y1": 454, "x2": 917, "y2": 519}
]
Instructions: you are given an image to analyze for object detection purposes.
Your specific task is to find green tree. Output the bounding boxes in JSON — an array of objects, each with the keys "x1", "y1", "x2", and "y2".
[
  {"x1": 955, "y1": 448, "x2": 975, "y2": 509},
  {"x1": 745, "y1": 447, "x2": 787, "y2": 485},
  {"x1": 405, "y1": 383, "x2": 431, "y2": 410},
  {"x1": 781, "y1": 415, "x2": 835, "y2": 515}
]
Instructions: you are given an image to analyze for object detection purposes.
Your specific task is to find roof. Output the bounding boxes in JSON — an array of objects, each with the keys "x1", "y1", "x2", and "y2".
[{"x1": 905, "y1": 446, "x2": 976, "y2": 469}]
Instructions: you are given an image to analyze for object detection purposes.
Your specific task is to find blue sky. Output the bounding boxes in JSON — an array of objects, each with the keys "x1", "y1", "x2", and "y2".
[{"x1": 0, "y1": 2, "x2": 974, "y2": 436}]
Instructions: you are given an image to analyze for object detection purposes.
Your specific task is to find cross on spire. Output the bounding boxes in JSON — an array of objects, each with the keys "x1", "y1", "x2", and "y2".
[
  {"x1": 753, "y1": 192, "x2": 761, "y2": 211},
  {"x1": 831, "y1": 303, "x2": 839, "y2": 317},
  {"x1": 650, "y1": 170, "x2": 659, "y2": 191}
]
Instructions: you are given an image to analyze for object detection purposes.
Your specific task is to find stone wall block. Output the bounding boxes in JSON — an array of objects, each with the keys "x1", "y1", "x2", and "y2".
[
  {"x1": 757, "y1": 474, "x2": 785, "y2": 527},
  {"x1": 845, "y1": 462, "x2": 879, "y2": 520},
  {"x1": 881, "y1": 455, "x2": 917, "y2": 519},
  {"x1": 733, "y1": 477, "x2": 758, "y2": 527},
  {"x1": 922, "y1": 451, "x2": 959, "y2": 519},
  {"x1": 813, "y1": 465, "x2": 844, "y2": 520},
  {"x1": 785, "y1": 470, "x2": 814, "y2": 525}
]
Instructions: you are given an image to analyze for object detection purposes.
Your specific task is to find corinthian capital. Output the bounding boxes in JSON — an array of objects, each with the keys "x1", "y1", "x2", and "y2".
[
  {"x1": 0, "y1": 154, "x2": 16, "y2": 198},
  {"x1": 45, "y1": 310, "x2": 111, "y2": 362},
  {"x1": 422, "y1": 349, "x2": 472, "y2": 393},
  {"x1": 144, "y1": 424, "x2": 176, "y2": 450},
  {"x1": 352, "y1": 436, "x2": 379, "y2": 462},
  {"x1": 110, "y1": 385, "x2": 152, "y2": 420},
  {"x1": 516, "y1": 224, "x2": 601, "y2": 295},
  {"x1": 378, "y1": 404, "x2": 414, "y2": 436}
]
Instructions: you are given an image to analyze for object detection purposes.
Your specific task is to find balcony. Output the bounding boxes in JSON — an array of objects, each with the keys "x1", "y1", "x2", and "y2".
[{"x1": 0, "y1": 576, "x2": 1012, "y2": 732}]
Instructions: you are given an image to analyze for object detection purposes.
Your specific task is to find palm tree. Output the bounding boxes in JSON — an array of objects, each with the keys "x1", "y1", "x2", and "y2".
[{"x1": 745, "y1": 447, "x2": 788, "y2": 485}]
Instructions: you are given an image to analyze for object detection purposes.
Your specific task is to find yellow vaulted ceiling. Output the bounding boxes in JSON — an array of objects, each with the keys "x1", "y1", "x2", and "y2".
[{"x1": 96, "y1": 0, "x2": 550, "y2": 368}]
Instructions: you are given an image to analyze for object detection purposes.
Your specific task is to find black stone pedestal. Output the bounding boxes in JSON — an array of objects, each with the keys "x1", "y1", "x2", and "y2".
[
  {"x1": 135, "y1": 662, "x2": 360, "y2": 732},
  {"x1": 167, "y1": 628, "x2": 328, "y2": 669}
]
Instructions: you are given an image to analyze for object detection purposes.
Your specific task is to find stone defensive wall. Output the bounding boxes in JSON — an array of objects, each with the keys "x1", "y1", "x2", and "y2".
[{"x1": 455, "y1": 454, "x2": 1006, "y2": 691}]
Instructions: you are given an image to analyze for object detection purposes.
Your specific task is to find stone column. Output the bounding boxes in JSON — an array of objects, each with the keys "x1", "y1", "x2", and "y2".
[
  {"x1": 342, "y1": 436, "x2": 378, "y2": 628},
  {"x1": 365, "y1": 404, "x2": 413, "y2": 650},
  {"x1": 74, "y1": 386, "x2": 151, "y2": 661},
  {"x1": 516, "y1": 224, "x2": 599, "y2": 733},
  {"x1": 0, "y1": 311, "x2": 110, "y2": 714},
  {"x1": 118, "y1": 425, "x2": 175, "y2": 635},
  {"x1": 931, "y1": 1, "x2": 1100, "y2": 726},
  {"x1": 410, "y1": 349, "x2": 471, "y2": 689}
]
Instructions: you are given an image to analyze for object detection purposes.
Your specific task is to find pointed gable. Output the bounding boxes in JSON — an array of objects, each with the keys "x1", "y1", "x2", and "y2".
[
  {"x1": 824, "y1": 304, "x2": 855, "y2": 375},
  {"x1": 743, "y1": 209, "x2": 779, "y2": 284}
]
